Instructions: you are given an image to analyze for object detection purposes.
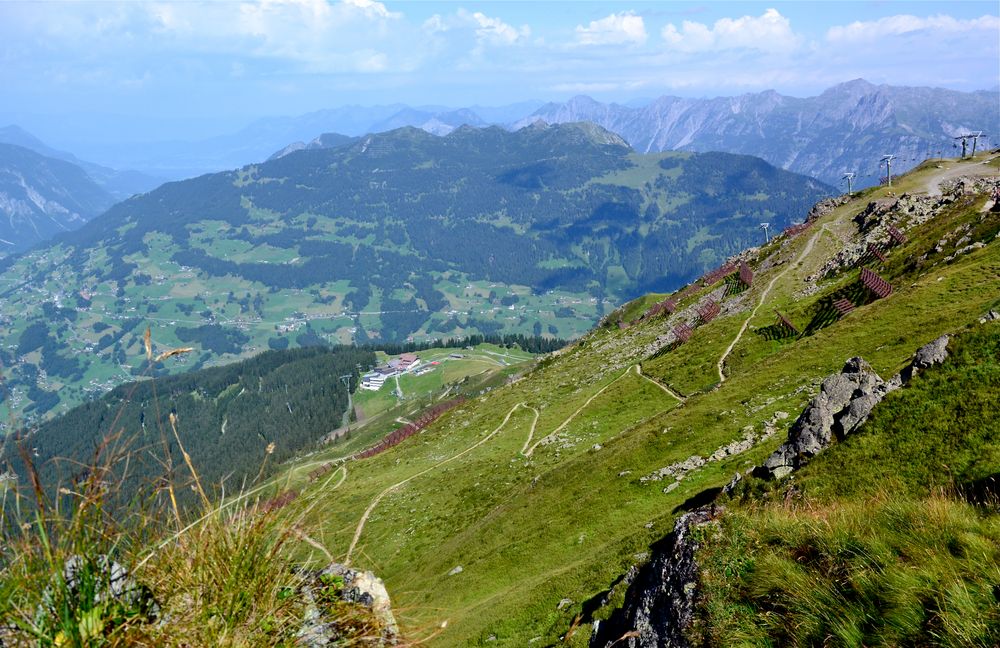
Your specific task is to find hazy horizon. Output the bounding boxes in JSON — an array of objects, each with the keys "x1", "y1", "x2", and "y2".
[{"x1": 1, "y1": 0, "x2": 997, "y2": 153}]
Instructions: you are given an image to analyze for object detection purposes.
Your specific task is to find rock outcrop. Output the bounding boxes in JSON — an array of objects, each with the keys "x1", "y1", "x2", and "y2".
[
  {"x1": 589, "y1": 508, "x2": 716, "y2": 648},
  {"x1": 298, "y1": 563, "x2": 398, "y2": 647},
  {"x1": 755, "y1": 335, "x2": 951, "y2": 480}
]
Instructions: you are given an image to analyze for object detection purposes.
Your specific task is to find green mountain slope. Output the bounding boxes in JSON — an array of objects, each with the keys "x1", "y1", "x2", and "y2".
[
  {"x1": 0, "y1": 334, "x2": 550, "y2": 510},
  {"x1": 0, "y1": 123, "x2": 830, "y2": 420},
  {"x1": 694, "y1": 326, "x2": 1000, "y2": 646},
  {"x1": 266, "y1": 153, "x2": 999, "y2": 646}
]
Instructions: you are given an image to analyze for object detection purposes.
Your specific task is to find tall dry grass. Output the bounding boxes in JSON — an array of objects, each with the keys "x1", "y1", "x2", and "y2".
[{"x1": 0, "y1": 330, "x2": 388, "y2": 646}]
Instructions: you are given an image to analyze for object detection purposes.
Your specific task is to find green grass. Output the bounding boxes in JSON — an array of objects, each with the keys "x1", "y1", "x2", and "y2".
[
  {"x1": 695, "y1": 324, "x2": 1000, "y2": 647},
  {"x1": 696, "y1": 496, "x2": 1000, "y2": 647},
  {"x1": 0, "y1": 418, "x2": 382, "y2": 647}
]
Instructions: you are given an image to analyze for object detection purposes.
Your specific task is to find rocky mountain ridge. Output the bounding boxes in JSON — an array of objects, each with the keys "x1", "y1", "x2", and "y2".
[
  {"x1": 0, "y1": 125, "x2": 162, "y2": 200},
  {"x1": 514, "y1": 80, "x2": 999, "y2": 187},
  {"x1": 0, "y1": 143, "x2": 116, "y2": 253}
]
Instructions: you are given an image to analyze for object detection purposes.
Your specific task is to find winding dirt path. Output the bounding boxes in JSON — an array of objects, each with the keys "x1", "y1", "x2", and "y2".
[
  {"x1": 345, "y1": 402, "x2": 528, "y2": 563},
  {"x1": 923, "y1": 158, "x2": 997, "y2": 196},
  {"x1": 524, "y1": 365, "x2": 634, "y2": 457},
  {"x1": 519, "y1": 405, "x2": 540, "y2": 455},
  {"x1": 716, "y1": 227, "x2": 825, "y2": 383},
  {"x1": 327, "y1": 463, "x2": 348, "y2": 491},
  {"x1": 634, "y1": 364, "x2": 685, "y2": 402}
]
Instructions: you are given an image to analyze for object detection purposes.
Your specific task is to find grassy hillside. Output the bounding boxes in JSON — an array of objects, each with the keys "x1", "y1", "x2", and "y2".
[
  {"x1": 696, "y1": 325, "x2": 1000, "y2": 646},
  {"x1": 0, "y1": 123, "x2": 830, "y2": 420},
  {"x1": 266, "y1": 153, "x2": 999, "y2": 646},
  {"x1": 2, "y1": 338, "x2": 544, "y2": 512}
]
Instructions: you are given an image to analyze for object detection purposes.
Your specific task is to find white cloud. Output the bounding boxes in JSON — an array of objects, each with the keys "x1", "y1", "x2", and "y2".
[
  {"x1": 468, "y1": 10, "x2": 530, "y2": 46},
  {"x1": 342, "y1": 0, "x2": 401, "y2": 21},
  {"x1": 422, "y1": 14, "x2": 448, "y2": 34},
  {"x1": 827, "y1": 14, "x2": 1000, "y2": 42},
  {"x1": 422, "y1": 8, "x2": 530, "y2": 56},
  {"x1": 551, "y1": 80, "x2": 647, "y2": 93},
  {"x1": 141, "y1": 0, "x2": 407, "y2": 73},
  {"x1": 661, "y1": 8, "x2": 800, "y2": 53},
  {"x1": 575, "y1": 11, "x2": 647, "y2": 46}
]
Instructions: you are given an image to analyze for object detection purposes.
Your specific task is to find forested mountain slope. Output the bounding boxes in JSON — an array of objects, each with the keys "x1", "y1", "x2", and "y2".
[
  {"x1": 270, "y1": 153, "x2": 999, "y2": 646},
  {"x1": 0, "y1": 123, "x2": 829, "y2": 420},
  {"x1": 2, "y1": 345, "x2": 374, "y2": 505}
]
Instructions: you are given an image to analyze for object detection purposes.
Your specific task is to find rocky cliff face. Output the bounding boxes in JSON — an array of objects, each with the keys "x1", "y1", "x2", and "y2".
[
  {"x1": 0, "y1": 143, "x2": 114, "y2": 253},
  {"x1": 515, "y1": 81, "x2": 999, "y2": 186},
  {"x1": 590, "y1": 509, "x2": 716, "y2": 648}
]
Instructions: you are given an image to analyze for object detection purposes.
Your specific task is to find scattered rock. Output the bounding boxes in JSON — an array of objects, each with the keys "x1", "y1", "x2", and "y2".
[
  {"x1": 589, "y1": 508, "x2": 716, "y2": 648},
  {"x1": 911, "y1": 334, "x2": 950, "y2": 370},
  {"x1": 641, "y1": 455, "x2": 705, "y2": 484},
  {"x1": 592, "y1": 444, "x2": 603, "y2": 451},
  {"x1": 557, "y1": 598, "x2": 574, "y2": 610},
  {"x1": 944, "y1": 241, "x2": 986, "y2": 262},
  {"x1": 980, "y1": 310, "x2": 1000, "y2": 323},
  {"x1": 644, "y1": 410, "x2": 788, "y2": 486},
  {"x1": 448, "y1": 565, "x2": 464, "y2": 576},
  {"x1": 299, "y1": 563, "x2": 398, "y2": 647}
]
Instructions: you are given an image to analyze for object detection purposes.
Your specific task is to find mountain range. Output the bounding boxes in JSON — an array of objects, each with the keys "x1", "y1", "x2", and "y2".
[
  {"x1": 33, "y1": 81, "x2": 996, "y2": 189},
  {"x1": 514, "y1": 80, "x2": 999, "y2": 187},
  {"x1": 7, "y1": 152, "x2": 995, "y2": 646},
  {"x1": 61, "y1": 101, "x2": 547, "y2": 179},
  {"x1": 0, "y1": 125, "x2": 162, "y2": 200},
  {"x1": 0, "y1": 143, "x2": 115, "y2": 253},
  {"x1": 0, "y1": 122, "x2": 829, "y2": 420}
]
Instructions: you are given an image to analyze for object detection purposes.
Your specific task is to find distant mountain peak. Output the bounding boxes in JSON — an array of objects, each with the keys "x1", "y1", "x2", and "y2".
[
  {"x1": 557, "y1": 121, "x2": 630, "y2": 148},
  {"x1": 566, "y1": 95, "x2": 603, "y2": 108},
  {"x1": 832, "y1": 78, "x2": 877, "y2": 92}
]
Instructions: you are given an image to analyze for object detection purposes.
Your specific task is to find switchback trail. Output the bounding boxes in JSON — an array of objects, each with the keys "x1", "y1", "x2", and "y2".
[
  {"x1": 519, "y1": 405, "x2": 540, "y2": 455},
  {"x1": 345, "y1": 402, "x2": 530, "y2": 563},
  {"x1": 716, "y1": 227, "x2": 825, "y2": 383},
  {"x1": 635, "y1": 364, "x2": 685, "y2": 402},
  {"x1": 328, "y1": 464, "x2": 348, "y2": 491},
  {"x1": 524, "y1": 365, "x2": 634, "y2": 457}
]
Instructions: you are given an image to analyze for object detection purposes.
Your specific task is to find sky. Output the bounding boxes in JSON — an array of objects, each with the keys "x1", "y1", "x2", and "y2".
[{"x1": 0, "y1": 0, "x2": 998, "y2": 144}]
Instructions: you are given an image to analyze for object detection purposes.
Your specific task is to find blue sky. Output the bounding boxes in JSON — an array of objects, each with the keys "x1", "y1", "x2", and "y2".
[{"x1": 1, "y1": 1, "x2": 997, "y2": 143}]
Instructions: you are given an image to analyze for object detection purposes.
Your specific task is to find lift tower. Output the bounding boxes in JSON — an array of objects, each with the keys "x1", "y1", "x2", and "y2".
[
  {"x1": 880, "y1": 155, "x2": 895, "y2": 188},
  {"x1": 842, "y1": 172, "x2": 856, "y2": 195},
  {"x1": 954, "y1": 131, "x2": 985, "y2": 158}
]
